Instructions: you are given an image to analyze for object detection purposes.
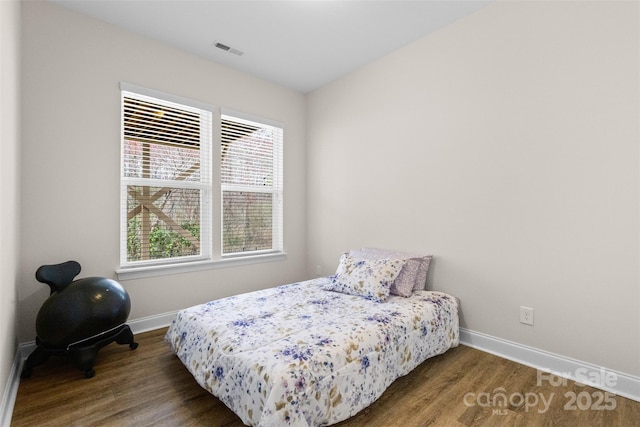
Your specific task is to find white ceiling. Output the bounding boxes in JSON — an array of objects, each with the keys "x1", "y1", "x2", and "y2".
[{"x1": 52, "y1": 0, "x2": 490, "y2": 93}]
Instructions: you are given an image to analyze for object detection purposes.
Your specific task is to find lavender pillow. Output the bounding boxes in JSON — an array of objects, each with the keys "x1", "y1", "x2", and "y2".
[
  {"x1": 326, "y1": 254, "x2": 406, "y2": 302},
  {"x1": 360, "y1": 248, "x2": 432, "y2": 291}
]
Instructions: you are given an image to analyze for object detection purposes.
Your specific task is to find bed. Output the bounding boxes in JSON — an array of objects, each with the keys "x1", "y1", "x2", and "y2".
[{"x1": 165, "y1": 250, "x2": 459, "y2": 426}]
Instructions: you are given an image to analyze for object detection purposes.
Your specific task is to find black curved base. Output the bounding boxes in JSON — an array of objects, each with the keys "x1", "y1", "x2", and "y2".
[{"x1": 21, "y1": 324, "x2": 138, "y2": 379}]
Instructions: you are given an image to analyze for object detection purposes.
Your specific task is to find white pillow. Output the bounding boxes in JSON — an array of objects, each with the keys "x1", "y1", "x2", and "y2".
[{"x1": 325, "y1": 254, "x2": 406, "y2": 302}]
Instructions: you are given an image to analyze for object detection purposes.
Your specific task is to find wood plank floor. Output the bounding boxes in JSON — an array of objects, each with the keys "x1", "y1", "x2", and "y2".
[{"x1": 11, "y1": 328, "x2": 640, "y2": 426}]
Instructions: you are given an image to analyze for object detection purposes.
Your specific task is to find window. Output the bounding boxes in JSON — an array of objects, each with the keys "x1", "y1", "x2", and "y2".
[
  {"x1": 221, "y1": 112, "x2": 283, "y2": 256},
  {"x1": 119, "y1": 84, "x2": 284, "y2": 277},
  {"x1": 120, "y1": 87, "x2": 212, "y2": 268}
]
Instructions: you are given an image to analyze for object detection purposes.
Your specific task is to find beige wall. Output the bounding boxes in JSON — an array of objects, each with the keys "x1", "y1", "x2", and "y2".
[
  {"x1": 18, "y1": 1, "x2": 308, "y2": 342},
  {"x1": 0, "y1": 0, "x2": 21, "y2": 400},
  {"x1": 307, "y1": 1, "x2": 639, "y2": 376}
]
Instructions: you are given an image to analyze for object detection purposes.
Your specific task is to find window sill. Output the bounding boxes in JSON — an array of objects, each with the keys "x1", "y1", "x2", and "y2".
[{"x1": 115, "y1": 252, "x2": 287, "y2": 281}]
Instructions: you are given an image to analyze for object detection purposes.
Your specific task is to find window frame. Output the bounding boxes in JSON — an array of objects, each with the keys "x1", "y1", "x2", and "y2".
[{"x1": 116, "y1": 83, "x2": 285, "y2": 280}]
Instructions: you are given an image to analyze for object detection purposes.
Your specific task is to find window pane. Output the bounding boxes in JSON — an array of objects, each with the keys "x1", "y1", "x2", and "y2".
[
  {"x1": 222, "y1": 191, "x2": 272, "y2": 254},
  {"x1": 221, "y1": 119, "x2": 274, "y2": 186},
  {"x1": 123, "y1": 140, "x2": 200, "y2": 181},
  {"x1": 127, "y1": 185, "x2": 201, "y2": 261},
  {"x1": 123, "y1": 97, "x2": 201, "y2": 148}
]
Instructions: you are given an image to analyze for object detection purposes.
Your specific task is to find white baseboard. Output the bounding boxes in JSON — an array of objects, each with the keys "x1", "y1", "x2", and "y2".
[
  {"x1": 0, "y1": 311, "x2": 177, "y2": 427},
  {"x1": 459, "y1": 328, "x2": 640, "y2": 403},
  {"x1": 0, "y1": 348, "x2": 23, "y2": 427},
  {"x1": 128, "y1": 311, "x2": 177, "y2": 334}
]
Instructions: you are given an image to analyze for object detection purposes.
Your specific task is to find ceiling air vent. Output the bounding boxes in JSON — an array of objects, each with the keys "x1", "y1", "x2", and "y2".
[{"x1": 213, "y1": 41, "x2": 243, "y2": 56}]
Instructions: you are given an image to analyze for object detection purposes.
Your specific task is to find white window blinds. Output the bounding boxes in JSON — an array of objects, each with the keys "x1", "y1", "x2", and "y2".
[
  {"x1": 121, "y1": 90, "x2": 212, "y2": 266},
  {"x1": 221, "y1": 113, "x2": 283, "y2": 255}
]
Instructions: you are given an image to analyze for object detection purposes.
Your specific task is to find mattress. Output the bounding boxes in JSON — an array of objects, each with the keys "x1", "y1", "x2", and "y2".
[{"x1": 165, "y1": 277, "x2": 459, "y2": 426}]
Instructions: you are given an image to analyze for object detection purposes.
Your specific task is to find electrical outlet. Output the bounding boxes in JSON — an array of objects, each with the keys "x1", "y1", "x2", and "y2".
[
  {"x1": 520, "y1": 306, "x2": 534, "y2": 325},
  {"x1": 315, "y1": 264, "x2": 322, "y2": 276}
]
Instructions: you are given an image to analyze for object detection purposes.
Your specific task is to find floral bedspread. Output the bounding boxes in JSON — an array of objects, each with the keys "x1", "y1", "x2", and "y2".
[{"x1": 165, "y1": 277, "x2": 459, "y2": 426}]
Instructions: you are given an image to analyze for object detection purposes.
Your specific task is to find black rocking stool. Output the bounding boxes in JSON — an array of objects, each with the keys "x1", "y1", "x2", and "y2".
[{"x1": 21, "y1": 261, "x2": 138, "y2": 379}]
